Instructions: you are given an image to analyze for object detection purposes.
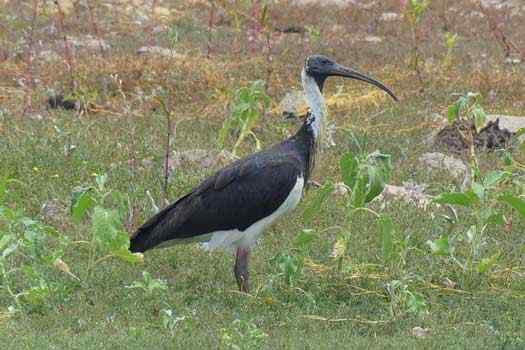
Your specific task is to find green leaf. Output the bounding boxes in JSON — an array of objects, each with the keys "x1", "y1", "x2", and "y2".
[
  {"x1": 426, "y1": 236, "x2": 450, "y2": 256},
  {"x1": 294, "y1": 229, "x2": 317, "y2": 250},
  {"x1": 303, "y1": 181, "x2": 334, "y2": 224},
  {"x1": 472, "y1": 105, "x2": 487, "y2": 132},
  {"x1": 471, "y1": 182, "x2": 485, "y2": 201},
  {"x1": 485, "y1": 213, "x2": 505, "y2": 226},
  {"x1": 2, "y1": 242, "x2": 19, "y2": 259},
  {"x1": 340, "y1": 152, "x2": 359, "y2": 189},
  {"x1": 365, "y1": 166, "x2": 385, "y2": 203},
  {"x1": 499, "y1": 195, "x2": 525, "y2": 218},
  {"x1": 433, "y1": 191, "x2": 478, "y2": 207},
  {"x1": 113, "y1": 248, "x2": 143, "y2": 264},
  {"x1": 350, "y1": 174, "x2": 368, "y2": 208},
  {"x1": 379, "y1": 215, "x2": 394, "y2": 264},
  {"x1": 447, "y1": 103, "x2": 459, "y2": 124},
  {"x1": 365, "y1": 152, "x2": 391, "y2": 203},
  {"x1": 514, "y1": 127, "x2": 525, "y2": 138},
  {"x1": 407, "y1": 291, "x2": 427, "y2": 314},
  {"x1": 95, "y1": 174, "x2": 107, "y2": 192},
  {"x1": 483, "y1": 170, "x2": 510, "y2": 188},
  {"x1": 476, "y1": 252, "x2": 499, "y2": 274},
  {"x1": 0, "y1": 234, "x2": 14, "y2": 251},
  {"x1": 71, "y1": 187, "x2": 95, "y2": 223}
]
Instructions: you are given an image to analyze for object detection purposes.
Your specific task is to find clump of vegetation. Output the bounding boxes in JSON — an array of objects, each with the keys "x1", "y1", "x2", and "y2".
[
  {"x1": 218, "y1": 80, "x2": 270, "y2": 156},
  {"x1": 70, "y1": 173, "x2": 142, "y2": 271},
  {"x1": 0, "y1": 178, "x2": 69, "y2": 313}
]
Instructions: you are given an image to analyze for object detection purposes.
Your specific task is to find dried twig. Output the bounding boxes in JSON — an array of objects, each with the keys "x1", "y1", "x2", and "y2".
[
  {"x1": 301, "y1": 314, "x2": 392, "y2": 325},
  {"x1": 206, "y1": 1, "x2": 216, "y2": 58},
  {"x1": 22, "y1": 0, "x2": 40, "y2": 115},
  {"x1": 157, "y1": 94, "x2": 175, "y2": 198}
]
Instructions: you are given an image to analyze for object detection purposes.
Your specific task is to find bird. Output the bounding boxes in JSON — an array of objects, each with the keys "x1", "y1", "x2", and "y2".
[{"x1": 129, "y1": 55, "x2": 398, "y2": 292}]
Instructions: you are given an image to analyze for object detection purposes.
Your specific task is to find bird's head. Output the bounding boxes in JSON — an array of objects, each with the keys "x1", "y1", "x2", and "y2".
[{"x1": 304, "y1": 55, "x2": 398, "y2": 101}]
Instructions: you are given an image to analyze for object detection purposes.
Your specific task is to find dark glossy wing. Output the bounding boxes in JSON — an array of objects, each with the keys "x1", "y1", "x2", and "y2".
[{"x1": 130, "y1": 153, "x2": 302, "y2": 252}]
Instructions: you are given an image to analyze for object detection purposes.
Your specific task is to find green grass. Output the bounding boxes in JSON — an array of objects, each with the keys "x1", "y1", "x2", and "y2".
[
  {"x1": 1, "y1": 1, "x2": 525, "y2": 348},
  {"x1": 1, "y1": 105, "x2": 524, "y2": 349}
]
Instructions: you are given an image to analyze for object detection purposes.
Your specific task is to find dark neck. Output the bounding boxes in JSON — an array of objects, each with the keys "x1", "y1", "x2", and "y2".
[{"x1": 288, "y1": 117, "x2": 317, "y2": 184}]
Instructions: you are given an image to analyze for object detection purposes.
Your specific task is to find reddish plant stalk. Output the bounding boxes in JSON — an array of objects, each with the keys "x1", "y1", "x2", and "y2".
[
  {"x1": 22, "y1": 0, "x2": 40, "y2": 115},
  {"x1": 206, "y1": 1, "x2": 216, "y2": 58}
]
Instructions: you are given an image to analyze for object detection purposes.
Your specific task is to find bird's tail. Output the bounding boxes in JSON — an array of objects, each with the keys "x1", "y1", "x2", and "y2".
[
  {"x1": 129, "y1": 226, "x2": 151, "y2": 253},
  {"x1": 129, "y1": 193, "x2": 190, "y2": 253}
]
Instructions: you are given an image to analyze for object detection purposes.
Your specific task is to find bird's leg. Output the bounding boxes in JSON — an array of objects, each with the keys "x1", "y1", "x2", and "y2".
[{"x1": 234, "y1": 247, "x2": 250, "y2": 293}]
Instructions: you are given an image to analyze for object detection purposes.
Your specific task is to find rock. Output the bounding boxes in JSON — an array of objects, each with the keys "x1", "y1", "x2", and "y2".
[
  {"x1": 362, "y1": 35, "x2": 383, "y2": 44},
  {"x1": 278, "y1": 90, "x2": 308, "y2": 119},
  {"x1": 380, "y1": 183, "x2": 431, "y2": 209},
  {"x1": 292, "y1": 0, "x2": 353, "y2": 6},
  {"x1": 380, "y1": 12, "x2": 402, "y2": 21},
  {"x1": 419, "y1": 152, "x2": 467, "y2": 179},
  {"x1": 28, "y1": 113, "x2": 44, "y2": 121},
  {"x1": 40, "y1": 199, "x2": 65, "y2": 220},
  {"x1": 39, "y1": 50, "x2": 61, "y2": 62},
  {"x1": 136, "y1": 46, "x2": 183, "y2": 59},
  {"x1": 505, "y1": 57, "x2": 522, "y2": 65},
  {"x1": 67, "y1": 35, "x2": 110, "y2": 51},
  {"x1": 411, "y1": 326, "x2": 431, "y2": 338},
  {"x1": 442, "y1": 277, "x2": 456, "y2": 289},
  {"x1": 332, "y1": 182, "x2": 350, "y2": 196}
]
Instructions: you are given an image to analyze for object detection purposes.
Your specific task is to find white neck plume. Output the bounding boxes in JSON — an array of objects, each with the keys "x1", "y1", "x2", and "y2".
[{"x1": 301, "y1": 68, "x2": 327, "y2": 140}]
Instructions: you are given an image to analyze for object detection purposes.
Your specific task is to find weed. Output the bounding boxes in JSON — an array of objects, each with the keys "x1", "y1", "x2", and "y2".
[
  {"x1": 126, "y1": 271, "x2": 167, "y2": 298},
  {"x1": 219, "y1": 80, "x2": 270, "y2": 156},
  {"x1": 220, "y1": 319, "x2": 268, "y2": 350}
]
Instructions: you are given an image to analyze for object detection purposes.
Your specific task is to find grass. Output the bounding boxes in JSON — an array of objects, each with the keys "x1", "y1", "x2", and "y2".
[{"x1": 1, "y1": 0, "x2": 525, "y2": 348}]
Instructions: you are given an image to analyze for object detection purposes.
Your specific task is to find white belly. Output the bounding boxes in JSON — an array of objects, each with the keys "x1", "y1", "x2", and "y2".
[{"x1": 200, "y1": 176, "x2": 305, "y2": 251}]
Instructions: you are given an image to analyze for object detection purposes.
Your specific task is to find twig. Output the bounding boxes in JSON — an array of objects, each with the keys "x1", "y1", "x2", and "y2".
[
  {"x1": 22, "y1": 0, "x2": 40, "y2": 115},
  {"x1": 147, "y1": 0, "x2": 159, "y2": 47},
  {"x1": 301, "y1": 314, "x2": 392, "y2": 325},
  {"x1": 157, "y1": 94, "x2": 174, "y2": 198},
  {"x1": 206, "y1": 1, "x2": 216, "y2": 58}
]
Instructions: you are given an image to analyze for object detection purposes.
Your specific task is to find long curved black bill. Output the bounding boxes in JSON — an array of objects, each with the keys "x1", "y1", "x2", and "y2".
[{"x1": 330, "y1": 64, "x2": 398, "y2": 102}]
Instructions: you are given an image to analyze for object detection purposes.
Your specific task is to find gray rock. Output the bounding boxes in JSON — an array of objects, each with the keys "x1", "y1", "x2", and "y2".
[
  {"x1": 40, "y1": 199, "x2": 65, "y2": 220},
  {"x1": 419, "y1": 152, "x2": 467, "y2": 179},
  {"x1": 136, "y1": 46, "x2": 182, "y2": 59},
  {"x1": 332, "y1": 182, "x2": 350, "y2": 196},
  {"x1": 362, "y1": 35, "x2": 383, "y2": 44},
  {"x1": 39, "y1": 50, "x2": 61, "y2": 62},
  {"x1": 67, "y1": 35, "x2": 110, "y2": 51},
  {"x1": 380, "y1": 12, "x2": 402, "y2": 21},
  {"x1": 380, "y1": 183, "x2": 431, "y2": 209}
]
